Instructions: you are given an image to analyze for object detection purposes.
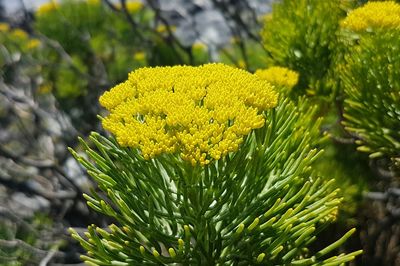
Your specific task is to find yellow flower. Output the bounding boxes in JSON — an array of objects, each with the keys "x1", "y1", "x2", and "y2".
[
  {"x1": 26, "y1": 39, "x2": 41, "y2": 49},
  {"x1": 100, "y1": 63, "x2": 278, "y2": 166},
  {"x1": 126, "y1": 1, "x2": 143, "y2": 13},
  {"x1": 0, "y1": 23, "x2": 10, "y2": 32},
  {"x1": 133, "y1": 51, "x2": 146, "y2": 61},
  {"x1": 38, "y1": 83, "x2": 53, "y2": 94},
  {"x1": 36, "y1": 1, "x2": 58, "y2": 16},
  {"x1": 11, "y1": 29, "x2": 28, "y2": 40},
  {"x1": 156, "y1": 24, "x2": 176, "y2": 33},
  {"x1": 341, "y1": 1, "x2": 400, "y2": 31},
  {"x1": 255, "y1": 66, "x2": 299, "y2": 90},
  {"x1": 116, "y1": 1, "x2": 143, "y2": 13}
]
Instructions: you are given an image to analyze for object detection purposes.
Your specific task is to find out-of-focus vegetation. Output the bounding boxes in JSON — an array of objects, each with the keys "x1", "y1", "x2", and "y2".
[{"x1": 260, "y1": 0, "x2": 355, "y2": 97}]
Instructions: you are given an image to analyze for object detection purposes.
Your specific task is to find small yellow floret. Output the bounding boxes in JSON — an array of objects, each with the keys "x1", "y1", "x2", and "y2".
[
  {"x1": 126, "y1": 1, "x2": 143, "y2": 13},
  {"x1": 255, "y1": 66, "x2": 299, "y2": 90},
  {"x1": 133, "y1": 51, "x2": 146, "y2": 61},
  {"x1": 117, "y1": 1, "x2": 143, "y2": 13},
  {"x1": 100, "y1": 63, "x2": 278, "y2": 166},
  {"x1": 0, "y1": 23, "x2": 10, "y2": 32},
  {"x1": 156, "y1": 24, "x2": 176, "y2": 33},
  {"x1": 36, "y1": 1, "x2": 58, "y2": 16},
  {"x1": 341, "y1": 1, "x2": 400, "y2": 31},
  {"x1": 38, "y1": 83, "x2": 53, "y2": 94},
  {"x1": 26, "y1": 39, "x2": 41, "y2": 49},
  {"x1": 11, "y1": 29, "x2": 28, "y2": 40}
]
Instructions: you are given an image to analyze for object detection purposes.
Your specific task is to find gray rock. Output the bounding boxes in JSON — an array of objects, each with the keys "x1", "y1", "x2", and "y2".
[
  {"x1": 63, "y1": 156, "x2": 90, "y2": 190},
  {"x1": 10, "y1": 192, "x2": 50, "y2": 218}
]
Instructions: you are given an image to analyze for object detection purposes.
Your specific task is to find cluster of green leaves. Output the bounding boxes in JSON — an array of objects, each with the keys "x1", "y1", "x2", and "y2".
[
  {"x1": 219, "y1": 39, "x2": 268, "y2": 72},
  {"x1": 34, "y1": 0, "x2": 151, "y2": 98},
  {"x1": 259, "y1": 0, "x2": 384, "y2": 220},
  {"x1": 260, "y1": 0, "x2": 354, "y2": 97},
  {"x1": 69, "y1": 97, "x2": 361, "y2": 265},
  {"x1": 33, "y1": 0, "x2": 211, "y2": 99},
  {"x1": 339, "y1": 28, "x2": 400, "y2": 168}
]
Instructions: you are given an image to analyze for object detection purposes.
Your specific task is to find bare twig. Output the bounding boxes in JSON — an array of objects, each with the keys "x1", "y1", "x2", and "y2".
[{"x1": 39, "y1": 248, "x2": 58, "y2": 266}]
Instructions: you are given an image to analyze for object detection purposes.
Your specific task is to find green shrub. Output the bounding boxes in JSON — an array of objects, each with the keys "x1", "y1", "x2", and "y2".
[
  {"x1": 339, "y1": 1, "x2": 400, "y2": 168},
  {"x1": 69, "y1": 64, "x2": 361, "y2": 265},
  {"x1": 34, "y1": 0, "x2": 151, "y2": 98},
  {"x1": 261, "y1": 0, "x2": 353, "y2": 97}
]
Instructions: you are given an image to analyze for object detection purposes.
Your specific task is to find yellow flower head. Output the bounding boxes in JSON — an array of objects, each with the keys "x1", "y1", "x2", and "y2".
[
  {"x1": 156, "y1": 24, "x2": 176, "y2": 33},
  {"x1": 11, "y1": 29, "x2": 28, "y2": 40},
  {"x1": 255, "y1": 66, "x2": 299, "y2": 90},
  {"x1": 100, "y1": 63, "x2": 278, "y2": 166},
  {"x1": 38, "y1": 83, "x2": 53, "y2": 94},
  {"x1": 133, "y1": 51, "x2": 146, "y2": 61},
  {"x1": 0, "y1": 23, "x2": 10, "y2": 32},
  {"x1": 126, "y1": 1, "x2": 143, "y2": 12},
  {"x1": 36, "y1": 2, "x2": 58, "y2": 16},
  {"x1": 341, "y1": 1, "x2": 400, "y2": 31},
  {"x1": 117, "y1": 1, "x2": 143, "y2": 13},
  {"x1": 26, "y1": 39, "x2": 41, "y2": 49}
]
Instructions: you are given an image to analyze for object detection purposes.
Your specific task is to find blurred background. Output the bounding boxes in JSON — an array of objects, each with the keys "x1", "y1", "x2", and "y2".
[{"x1": 0, "y1": 0, "x2": 399, "y2": 265}]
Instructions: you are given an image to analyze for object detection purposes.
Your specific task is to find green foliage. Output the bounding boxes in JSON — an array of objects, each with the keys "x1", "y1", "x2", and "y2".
[
  {"x1": 34, "y1": 0, "x2": 153, "y2": 98},
  {"x1": 33, "y1": 0, "x2": 211, "y2": 100},
  {"x1": 339, "y1": 29, "x2": 400, "y2": 166},
  {"x1": 261, "y1": 0, "x2": 353, "y2": 97},
  {"x1": 69, "y1": 98, "x2": 361, "y2": 265},
  {"x1": 314, "y1": 137, "x2": 371, "y2": 224},
  {"x1": 219, "y1": 39, "x2": 268, "y2": 71}
]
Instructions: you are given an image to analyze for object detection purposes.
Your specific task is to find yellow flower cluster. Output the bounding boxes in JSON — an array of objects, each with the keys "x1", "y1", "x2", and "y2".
[
  {"x1": 126, "y1": 1, "x2": 143, "y2": 12},
  {"x1": 0, "y1": 23, "x2": 10, "y2": 32},
  {"x1": 11, "y1": 29, "x2": 28, "y2": 40},
  {"x1": 36, "y1": 2, "x2": 58, "y2": 16},
  {"x1": 255, "y1": 66, "x2": 299, "y2": 91},
  {"x1": 156, "y1": 25, "x2": 177, "y2": 34},
  {"x1": 26, "y1": 39, "x2": 41, "y2": 49},
  {"x1": 133, "y1": 51, "x2": 146, "y2": 61},
  {"x1": 116, "y1": 1, "x2": 143, "y2": 13},
  {"x1": 100, "y1": 63, "x2": 278, "y2": 166},
  {"x1": 341, "y1": 1, "x2": 400, "y2": 31}
]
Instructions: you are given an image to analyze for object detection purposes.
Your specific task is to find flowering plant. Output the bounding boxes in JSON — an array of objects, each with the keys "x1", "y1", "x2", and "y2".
[
  {"x1": 261, "y1": 0, "x2": 353, "y2": 97},
  {"x1": 339, "y1": 1, "x2": 400, "y2": 167},
  {"x1": 69, "y1": 64, "x2": 361, "y2": 265}
]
